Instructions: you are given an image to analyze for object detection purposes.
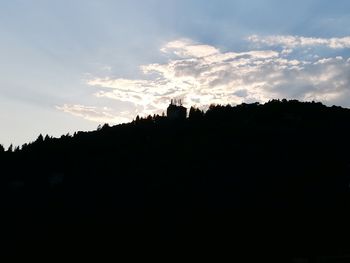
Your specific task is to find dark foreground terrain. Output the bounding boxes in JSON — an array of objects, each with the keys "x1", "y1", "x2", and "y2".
[{"x1": 2, "y1": 99, "x2": 350, "y2": 261}]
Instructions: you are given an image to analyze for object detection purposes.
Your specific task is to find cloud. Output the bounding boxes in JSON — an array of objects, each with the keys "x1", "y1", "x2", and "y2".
[
  {"x1": 56, "y1": 104, "x2": 131, "y2": 123},
  {"x1": 160, "y1": 39, "x2": 220, "y2": 58},
  {"x1": 248, "y1": 35, "x2": 350, "y2": 49},
  {"x1": 58, "y1": 37, "x2": 350, "y2": 123}
]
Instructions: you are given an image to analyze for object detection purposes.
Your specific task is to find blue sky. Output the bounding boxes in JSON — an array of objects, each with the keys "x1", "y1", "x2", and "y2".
[{"x1": 1, "y1": 0, "x2": 350, "y2": 147}]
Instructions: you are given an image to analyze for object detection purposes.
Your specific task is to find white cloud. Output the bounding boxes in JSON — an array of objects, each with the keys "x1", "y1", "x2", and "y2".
[
  {"x1": 58, "y1": 37, "x2": 350, "y2": 123},
  {"x1": 56, "y1": 104, "x2": 131, "y2": 123},
  {"x1": 161, "y1": 39, "x2": 219, "y2": 58},
  {"x1": 248, "y1": 35, "x2": 350, "y2": 49}
]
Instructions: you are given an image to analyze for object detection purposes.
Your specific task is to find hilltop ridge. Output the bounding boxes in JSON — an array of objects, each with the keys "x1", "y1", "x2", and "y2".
[{"x1": 2, "y1": 98, "x2": 349, "y2": 153}]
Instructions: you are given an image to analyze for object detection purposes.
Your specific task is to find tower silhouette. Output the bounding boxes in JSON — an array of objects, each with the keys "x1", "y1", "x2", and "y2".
[{"x1": 167, "y1": 99, "x2": 187, "y2": 120}]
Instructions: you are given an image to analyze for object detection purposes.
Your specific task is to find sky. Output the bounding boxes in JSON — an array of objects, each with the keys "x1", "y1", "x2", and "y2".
[{"x1": 1, "y1": 0, "x2": 350, "y2": 147}]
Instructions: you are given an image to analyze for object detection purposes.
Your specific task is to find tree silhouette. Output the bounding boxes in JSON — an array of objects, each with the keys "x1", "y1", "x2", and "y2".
[
  {"x1": 189, "y1": 106, "x2": 204, "y2": 120},
  {"x1": 7, "y1": 144, "x2": 13, "y2": 153},
  {"x1": 35, "y1": 134, "x2": 44, "y2": 144}
]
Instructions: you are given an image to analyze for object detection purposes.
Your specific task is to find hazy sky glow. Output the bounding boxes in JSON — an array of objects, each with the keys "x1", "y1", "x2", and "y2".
[{"x1": 1, "y1": 0, "x2": 350, "y2": 147}]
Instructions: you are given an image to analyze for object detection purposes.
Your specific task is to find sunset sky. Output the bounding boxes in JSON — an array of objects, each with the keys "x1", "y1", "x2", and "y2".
[{"x1": 1, "y1": 0, "x2": 350, "y2": 147}]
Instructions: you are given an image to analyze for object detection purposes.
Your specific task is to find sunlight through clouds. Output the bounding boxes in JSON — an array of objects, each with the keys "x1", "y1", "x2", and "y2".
[{"x1": 58, "y1": 36, "x2": 350, "y2": 123}]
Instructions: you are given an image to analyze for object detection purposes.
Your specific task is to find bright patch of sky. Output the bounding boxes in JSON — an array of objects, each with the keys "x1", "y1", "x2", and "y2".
[{"x1": 1, "y1": 0, "x2": 350, "y2": 147}]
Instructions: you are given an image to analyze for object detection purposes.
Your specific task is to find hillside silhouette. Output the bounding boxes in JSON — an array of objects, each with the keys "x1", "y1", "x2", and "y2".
[{"x1": 2, "y1": 99, "x2": 350, "y2": 260}]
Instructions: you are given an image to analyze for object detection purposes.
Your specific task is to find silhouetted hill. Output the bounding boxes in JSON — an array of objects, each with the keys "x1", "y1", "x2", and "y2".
[{"x1": 2, "y1": 99, "x2": 350, "y2": 261}]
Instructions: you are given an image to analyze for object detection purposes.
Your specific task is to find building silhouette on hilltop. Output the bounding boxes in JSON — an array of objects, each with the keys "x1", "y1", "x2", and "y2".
[{"x1": 167, "y1": 99, "x2": 187, "y2": 120}]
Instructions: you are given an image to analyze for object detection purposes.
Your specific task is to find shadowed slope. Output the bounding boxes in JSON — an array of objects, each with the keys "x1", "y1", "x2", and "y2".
[{"x1": 1, "y1": 99, "x2": 350, "y2": 260}]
